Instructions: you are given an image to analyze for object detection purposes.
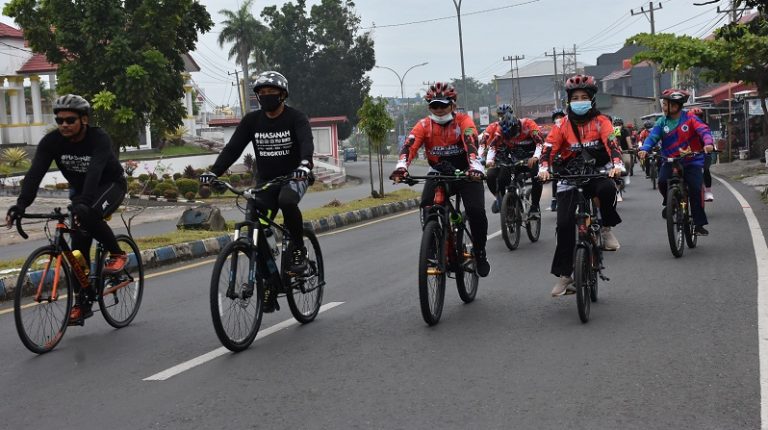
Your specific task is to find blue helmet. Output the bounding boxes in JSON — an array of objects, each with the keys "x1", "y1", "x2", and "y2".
[
  {"x1": 496, "y1": 103, "x2": 513, "y2": 117},
  {"x1": 500, "y1": 113, "x2": 521, "y2": 138}
]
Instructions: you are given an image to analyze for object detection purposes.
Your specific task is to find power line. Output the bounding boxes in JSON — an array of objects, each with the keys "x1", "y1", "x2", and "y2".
[
  {"x1": 657, "y1": 5, "x2": 718, "y2": 31},
  {"x1": 695, "y1": 12, "x2": 728, "y2": 38},
  {"x1": 361, "y1": 0, "x2": 540, "y2": 30}
]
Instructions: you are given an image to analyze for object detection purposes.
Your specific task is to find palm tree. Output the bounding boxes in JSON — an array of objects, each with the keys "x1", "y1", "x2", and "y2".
[{"x1": 217, "y1": 0, "x2": 266, "y2": 111}]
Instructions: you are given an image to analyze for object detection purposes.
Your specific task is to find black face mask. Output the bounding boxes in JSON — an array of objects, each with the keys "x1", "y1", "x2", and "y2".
[{"x1": 258, "y1": 94, "x2": 283, "y2": 112}]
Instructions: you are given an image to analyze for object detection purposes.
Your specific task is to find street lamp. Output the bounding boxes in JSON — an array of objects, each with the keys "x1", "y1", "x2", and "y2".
[{"x1": 375, "y1": 62, "x2": 429, "y2": 138}]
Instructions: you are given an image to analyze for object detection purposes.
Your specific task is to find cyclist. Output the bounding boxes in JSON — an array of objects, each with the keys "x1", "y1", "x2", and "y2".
[
  {"x1": 638, "y1": 89, "x2": 714, "y2": 235},
  {"x1": 390, "y1": 82, "x2": 490, "y2": 277},
  {"x1": 538, "y1": 75, "x2": 624, "y2": 296},
  {"x1": 549, "y1": 109, "x2": 566, "y2": 211},
  {"x1": 479, "y1": 104, "x2": 513, "y2": 162},
  {"x1": 638, "y1": 120, "x2": 656, "y2": 178},
  {"x1": 613, "y1": 117, "x2": 634, "y2": 190},
  {"x1": 200, "y1": 71, "x2": 314, "y2": 298},
  {"x1": 689, "y1": 107, "x2": 714, "y2": 202},
  {"x1": 4, "y1": 94, "x2": 128, "y2": 322},
  {"x1": 485, "y1": 112, "x2": 544, "y2": 217}
]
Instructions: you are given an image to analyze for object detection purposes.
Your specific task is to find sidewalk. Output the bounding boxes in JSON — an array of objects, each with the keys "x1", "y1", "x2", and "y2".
[{"x1": 710, "y1": 159, "x2": 768, "y2": 191}]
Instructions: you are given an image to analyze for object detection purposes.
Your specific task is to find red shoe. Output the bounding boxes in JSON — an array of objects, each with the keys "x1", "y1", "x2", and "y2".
[
  {"x1": 68, "y1": 304, "x2": 94, "y2": 325},
  {"x1": 104, "y1": 253, "x2": 128, "y2": 274}
]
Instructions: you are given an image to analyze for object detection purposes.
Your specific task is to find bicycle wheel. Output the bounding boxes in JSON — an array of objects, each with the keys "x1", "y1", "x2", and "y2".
[
  {"x1": 454, "y1": 221, "x2": 478, "y2": 303},
  {"x1": 683, "y1": 199, "x2": 698, "y2": 249},
  {"x1": 14, "y1": 246, "x2": 73, "y2": 354},
  {"x1": 525, "y1": 193, "x2": 541, "y2": 243},
  {"x1": 574, "y1": 247, "x2": 591, "y2": 323},
  {"x1": 500, "y1": 191, "x2": 521, "y2": 250},
  {"x1": 210, "y1": 240, "x2": 263, "y2": 352},
  {"x1": 286, "y1": 228, "x2": 324, "y2": 324},
  {"x1": 650, "y1": 163, "x2": 658, "y2": 190},
  {"x1": 419, "y1": 220, "x2": 446, "y2": 326},
  {"x1": 99, "y1": 235, "x2": 144, "y2": 328},
  {"x1": 666, "y1": 187, "x2": 685, "y2": 258},
  {"x1": 589, "y1": 246, "x2": 599, "y2": 303}
]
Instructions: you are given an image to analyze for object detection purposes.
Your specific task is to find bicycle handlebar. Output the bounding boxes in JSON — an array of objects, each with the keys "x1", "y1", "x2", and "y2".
[
  {"x1": 208, "y1": 175, "x2": 294, "y2": 198},
  {"x1": 14, "y1": 210, "x2": 70, "y2": 240},
  {"x1": 397, "y1": 174, "x2": 484, "y2": 186}
]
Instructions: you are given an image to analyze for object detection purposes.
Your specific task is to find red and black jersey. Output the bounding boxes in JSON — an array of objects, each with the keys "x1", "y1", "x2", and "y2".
[
  {"x1": 396, "y1": 112, "x2": 483, "y2": 172},
  {"x1": 540, "y1": 114, "x2": 623, "y2": 171}
]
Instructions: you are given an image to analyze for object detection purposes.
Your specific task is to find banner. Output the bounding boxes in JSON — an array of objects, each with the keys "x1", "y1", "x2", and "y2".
[{"x1": 479, "y1": 106, "x2": 490, "y2": 126}]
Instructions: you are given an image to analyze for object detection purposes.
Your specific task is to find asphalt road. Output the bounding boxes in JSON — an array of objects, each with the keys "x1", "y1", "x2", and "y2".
[{"x1": 0, "y1": 170, "x2": 764, "y2": 429}]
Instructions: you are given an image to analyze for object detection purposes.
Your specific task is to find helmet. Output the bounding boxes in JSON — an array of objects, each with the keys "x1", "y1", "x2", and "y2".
[
  {"x1": 626, "y1": 123, "x2": 635, "y2": 129},
  {"x1": 660, "y1": 88, "x2": 689, "y2": 104},
  {"x1": 53, "y1": 94, "x2": 90, "y2": 115},
  {"x1": 500, "y1": 113, "x2": 521, "y2": 138},
  {"x1": 564, "y1": 74, "x2": 598, "y2": 97},
  {"x1": 253, "y1": 71, "x2": 289, "y2": 96},
  {"x1": 551, "y1": 108, "x2": 565, "y2": 121},
  {"x1": 643, "y1": 120, "x2": 653, "y2": 129},
  {"x1": 496, "y1": 103, "x2": 513, "y2": 117},
  {"x1": 689, "y1": 107, "x2": 703, "y2": 117},
  {"x1": 425, "y1": 82, "x2": 457, "y2": 103},
  {"x1": 613, "y1": 117, "x2": 624, "y2": 126}
]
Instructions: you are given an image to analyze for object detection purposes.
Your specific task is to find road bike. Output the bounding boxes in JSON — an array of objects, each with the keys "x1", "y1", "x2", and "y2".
[
  {"x1": 208, "y1": 177, "x2": 324, "y2": 352},
  {"x1": 664, "y1": 151, "x2": 714, "y2": 258},
  {"x1": 400, "y1": 172, "x2": 480, "y2": 326},
  {"x1": 495, "y1": 152, "x2": 541, "y2": 250},
  {"x1": 12, "y1": 209, "x2": 144, "y2": 354}
]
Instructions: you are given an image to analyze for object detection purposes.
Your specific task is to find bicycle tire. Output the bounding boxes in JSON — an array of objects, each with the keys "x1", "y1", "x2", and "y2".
[
  {"x1": 210, "y1": 240, "x2": 263, "y2": 352},
  {"x1": 418, "y1": 220, "x2": 446, "y2": 326},
  {"x1": 286, "y1": 228, "x2": 325, "y2": 324},
  {"x1": 14, "y1": 246, "x2": 73, "y2": 354},
  {"x1": 650, "y1": 163, "x2": 658, "y2": 190},
  {"x1": 525, "y1": 191, "x2": 541, "y2": 243},
  {"x1": 500, "y1": 191, "x2": 521, "y2": 250},
  {"x1": 666, "y1": 186, "x2": 685, "y2": 258},
  {"x1": 454, "y1": 219, "x2": 478, "y2": 303},
  {"x1": 99, "y1": 234, "x2": 144, "y2": 328},
  {"x1": 683, "y1": 201, "x2": 698, "y2": 249},
  {"x1": 574, "y1": 247, "x2": 591, "y2": 323},
  {"x1": 590, "y1": 246, "x2": 599, "y2": 303}
]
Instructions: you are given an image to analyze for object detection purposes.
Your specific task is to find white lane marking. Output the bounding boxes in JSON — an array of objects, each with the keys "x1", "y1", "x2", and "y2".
[
  {"x1": 143, "y1": 301, "x2": 344, "y2": 381},
  {"x1": 714, "y1": 176, "x2": 768, "y2": 429},
  {"x1": 489, "y1": 230, "x2": 502, "y2": 239}
]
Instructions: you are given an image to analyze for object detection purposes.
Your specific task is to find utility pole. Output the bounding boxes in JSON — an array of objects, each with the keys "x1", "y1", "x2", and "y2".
[
  {"x1": 452, "y1": 0, "x2": 468, "y2": 102},
  {"x1": 544, "y1": 48, "x2": 560, "y2": 109},
  {"x1": 228, "y1": 70, "x2": 245, "y2": 117},
  {"x1": 631, "y1": 2, "x2": 663, "y2": 99},
  {"x1": 504, "y1": 55, "x2": 525, "y2": 113},
  {"x1": 715, "y1": 0, "x2": 748, "y2": 22}
]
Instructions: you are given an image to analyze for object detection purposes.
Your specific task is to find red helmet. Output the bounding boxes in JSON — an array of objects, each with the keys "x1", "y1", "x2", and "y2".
[
  {"x1": 688, "y1": 107, "x2": 703, "y2": 116},
  {"x1": 660, "y1": 88, "x2": 690, "y2": 104},
  {"x1": 425, "y1": 82, "x2": 457, "y2": 103},
  {"x1": 564, "y1": 74, "x2": 598, "y2": 97}
]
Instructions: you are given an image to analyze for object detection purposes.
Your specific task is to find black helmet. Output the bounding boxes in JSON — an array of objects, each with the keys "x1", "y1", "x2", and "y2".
[
  {"x1": 53, "y1": 94, "x2": 90, "y2": 115},
  {"x1": 496, "y1": 103, "x2": 513, "y2": 117},
  {"x1": 643, "y1": 120, "x2": 653, "y2": 129},
  {"x1": 551, "y1": 108, "x2": 565, "y2": 121},
  {"x1": 253, "y1": 71, "x2": 289, "y2": 96},
  {"x1": 613, "y1": 116, "x2": 624, "y2": 126},
  {"x1": 500, "y1": 113, "x2": 521, "y2": 138}
]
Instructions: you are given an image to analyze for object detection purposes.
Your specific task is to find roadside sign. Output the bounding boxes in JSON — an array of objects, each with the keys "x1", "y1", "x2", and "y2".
[{"x1": 479, "y1": 106, "x2": 490, "y2": 126}]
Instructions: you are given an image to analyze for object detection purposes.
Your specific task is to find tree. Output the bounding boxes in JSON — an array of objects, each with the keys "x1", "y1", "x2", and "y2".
[
  {"x1": 217, "y1": 0, "x2": 266, "y2": 108},
  {"x1": 450, "y1": 77, "x2": 497, "y2": 114},
  {"x1": 4, "y1": 0, "x2": 213, "y2": 151},
  {"x1": 260, "y1": 0, "x2": 375, "y2": 140},
  {"x1": 357, "y1": 96, "x2": 394, "y2": 197}
]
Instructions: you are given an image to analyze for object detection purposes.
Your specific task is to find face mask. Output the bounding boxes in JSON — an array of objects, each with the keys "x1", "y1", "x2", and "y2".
[
  {"x1": 554, "y1": 118, "x2": 563, "y2": 126},
  {"x1": 569, "y1": 100, "x2": 592, "y2": 115},
  {"x1": 258, "y1": 94, "x2": 283, "y2": 112},
  {"x1": 430, "y1": 113, "x2": 453, "y2": 124}
]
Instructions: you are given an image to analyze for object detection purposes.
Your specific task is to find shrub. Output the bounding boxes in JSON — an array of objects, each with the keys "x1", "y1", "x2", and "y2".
[
  {"x1": 126, "y1": 176, "x2": 136, "y2": 183},
  {"x1": 163, "y1": 189, "x2": 179, "y2": 200},
  {"x1": 123, "y1": 160, "x2": 138, "y2": 177},
  {"x1": 162, "y1": 173, "x2": 171, "y2": 180},
  {"x1": 184, "y1": 191, "x2": 196, "y2": 201},
  {"x1": 229, "y1": 174, "x2": 241, "y2": 184},
  {"x1": 242, "y1": 172, "x2": 252, "y2": 183},
  {"x1": 243, "y1": 153, "x2": 255, "y2": 171},
  {"x1": 175, "y1": 178, "x2": 199, "y2": 196},
  {"x1": 173, "y1": 173, "x2": 182, "y2": 181},
  {"x1": 153, "y1": 181, "x2": 178, "y2": 196},
  {"x1": 127, "y1": 181, "x2": 143, "y2": 196},
  {"x1": 144, "y1": 179, "x2": 159, "y2": 194},
  {"x1": 163, "y1": 126, "x2": 188, "y2": 146},
  {"x1": 183, "y1": 165, "x2": 197, "y2": 179},
  {"x1": 138, "y1": 173, "x2": 149, "y2": 182},
  {"x1": 195, "y1": 168, "x2": 206, "y2": 177},
  {"x1": 198, "y1": 186, "x2": 212, "y2": 198},
  {"x1": 1, "y1": 147, "x2": 29, "y2": 167}
]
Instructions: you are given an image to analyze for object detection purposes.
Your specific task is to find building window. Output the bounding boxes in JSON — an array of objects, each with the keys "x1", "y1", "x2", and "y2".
[{"x1": 312, "y1": 126, "x2": 332, "y2": 155}]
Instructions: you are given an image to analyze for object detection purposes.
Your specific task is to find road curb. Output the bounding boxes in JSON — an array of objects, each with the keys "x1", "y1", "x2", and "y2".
[{"x1": 0, "y1": 198, "x2": 419, "y2": 301}]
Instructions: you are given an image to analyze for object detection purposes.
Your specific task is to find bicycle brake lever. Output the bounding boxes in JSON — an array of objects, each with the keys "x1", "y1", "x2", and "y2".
[{"x1": 15, "y1": 217, "x2": 28, "y2": 239}]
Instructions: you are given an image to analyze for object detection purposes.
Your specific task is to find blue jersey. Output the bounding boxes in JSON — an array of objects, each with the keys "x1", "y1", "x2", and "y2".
[{"x1": 640, "y1": 110, "x2": 713, "y2": 167}]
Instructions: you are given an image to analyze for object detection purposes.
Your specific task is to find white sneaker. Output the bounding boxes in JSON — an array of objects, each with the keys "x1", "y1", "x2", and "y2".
[
  {"x1": 601, "y1": 226, "x2": 620, "y2": 251},
  {"x1": 551, "y1": 276, "x2": 575, "y2": 297},
  {"x1": 704, "y1": 188, "x2": 714, "y2": 202},
  {"x1": 616, "y1": 193, "x2": 624, "y2": 202},
  {"x1": 625, "y1": 175, "x2": 631, "y2": 186}
]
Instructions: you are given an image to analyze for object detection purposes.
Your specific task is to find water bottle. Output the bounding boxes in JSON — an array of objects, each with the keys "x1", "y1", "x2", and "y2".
[{"x1": 72, "y1": 250, "x2": 90, "y2": 276}]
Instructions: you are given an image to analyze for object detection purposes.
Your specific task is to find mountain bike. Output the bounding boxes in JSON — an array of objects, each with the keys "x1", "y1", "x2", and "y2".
[
  {"x1": 208, "y1": 177, "x2": 324, "y2": 352},
  {"x1": 496, "y1": 152, "x2": 541, "y2": 250},
  {"x1": 399, "y1": 172, "x2": 480, "y2": 326},
  {"x1": 551, "y1": 165, "x2": 610, "y2": 323},
  {"x1": 648, "y1": 150, "x2": 660, "y2": 190},
  {"x1": 12, "y1": 208, "x2": 144, "y2": 354}
]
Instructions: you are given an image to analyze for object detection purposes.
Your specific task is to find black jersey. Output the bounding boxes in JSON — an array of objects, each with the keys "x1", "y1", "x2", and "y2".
[{"x1": 18, "y1": 126, "x2": 126, "y2": 208}]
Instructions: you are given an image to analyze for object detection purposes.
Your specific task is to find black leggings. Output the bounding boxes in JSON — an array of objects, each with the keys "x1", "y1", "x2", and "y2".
[
  {"x1": 70, "y1": 182, "x2": 126, "y2": 265},
  {"x1": 246, "y1": 180, "x2": 307, "y2": 247},
  {"x1": 420, "y1": 179, "x2": 488, "y2": 251},
  {"x1": 486, "y1": 165, "x2": 543, "y2": 207},
  {"x1": 704, "y1": 153, "x2": 712, "y2": 188}
]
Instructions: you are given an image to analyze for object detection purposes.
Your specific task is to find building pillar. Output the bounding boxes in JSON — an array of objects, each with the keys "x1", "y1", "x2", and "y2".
[
  {"x1": 183, "y1": 78, "x2": 196, "y2": 137},
  {"x1": 0, "y1": 77, "x2": 7, "y2": 125},
  {"x1": 30, "y1": 75, "x2": 43, "y2": 123},
  {"x1": 12, "y1": 77, "x2": 26, "y2": 124},
  {"x1": 7, "y1": 87, "x2": 25, "y2": 144}
]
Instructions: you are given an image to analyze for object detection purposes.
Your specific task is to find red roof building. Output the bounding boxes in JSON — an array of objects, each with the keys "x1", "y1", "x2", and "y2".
[
  {"x1": 16, "y1": 52, "x2": 58, "y2": 74},
  {"x1": 0, "y1": 22, "x2": 24, "y2": 39}
]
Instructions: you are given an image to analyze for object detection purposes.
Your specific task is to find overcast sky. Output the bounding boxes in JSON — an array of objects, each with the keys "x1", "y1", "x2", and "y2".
[{"x1": 1, "y1": 0, "x2": 738, "y2": 109}]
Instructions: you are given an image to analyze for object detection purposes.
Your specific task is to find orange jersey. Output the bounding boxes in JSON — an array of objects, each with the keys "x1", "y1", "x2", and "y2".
[
  {"x1": 478, "y1": 121, "x2": 500, "y2": 158},
  {"x1": 397, "y1": 112, "x2": 482, "y2": 172},
  {"x1": 486, "y1": 118, "x2": 544, "y2": 163},
  {"x1": 541, "y1": 114, "x2": 622, "y2": 170},
  {"x1": 638, "y1": 129, "x2": 650, "y2": 145}
]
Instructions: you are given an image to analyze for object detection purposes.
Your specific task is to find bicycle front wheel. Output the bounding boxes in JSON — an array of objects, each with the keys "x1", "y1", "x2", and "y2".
[
  {"x1": 14, "y1": 246, "x2": 73, "y2": 354},
  {"x1": 666, "y1": 187, "x2": 685, "y2": 258},
  {"x1": 650, "y1": 163, "x2": 658, "y2": 190},
  {"x1": 574, "y1": 247, "x2": 591, "y2": 323},
  {"x1": 419, "y1": 220, "x2": 446, "y2": 326},
  {"x1": 210, "y1": 241, "x2": 263, "y2": 352},
  {"x1": 454, "y1": 221, "x2": 478, "y2": 303},
  {"x1": 286, "y1": 228, "x2": 324, "y2": 324},
  {"x1": 500, "y1": 192, "x2": 521, "y2": 250},
  {"x1": 99, "y1": 235, "x2": 144, "y2": 328},
  {"x1": 525, "y1": 193, "x2": 541, "y2": 243},
  {"x1": 684, "y1": 201, "x2": 698, "y2": 249}
]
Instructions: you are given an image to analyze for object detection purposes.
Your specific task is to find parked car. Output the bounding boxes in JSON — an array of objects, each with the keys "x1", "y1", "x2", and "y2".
[{"x1": 343, "y1": 147, "x2": 357, "y2": 162}]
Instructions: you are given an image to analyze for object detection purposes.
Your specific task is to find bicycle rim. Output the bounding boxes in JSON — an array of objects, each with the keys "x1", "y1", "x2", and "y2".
[
  {"x1": 210, "y1": 241, "x2": 263, "y2": 352},
  {"x1": 500, "y1": 192, "x2": 521, "y2": 250},
  {"x1": 574, "y1": 247, "x2": 591, "y2": 323},
  {"x1": 666, "y1": 189, "x2": 685, "y2": 258},
  {"x1": 454, "y1": 223, "x2": 478, "y2": 303},
  {"x1": 99, "y1": 235, "x2": 144, "y2": 328},
  {"x1": 14, "y1": 246, "x2": 73, "y2": 354},
  {"x1": 286, "y1": 229, "x2": 324, "y2": 323},
  {"x1": 526, "y1": 198, "x2": 541, "y2": 243},
  {"x1": 418, "y1": 221, "x2": 446, "y2": 325},
  {"x1": 684, "y1": 204, "x2": 698, "y2": 249}
]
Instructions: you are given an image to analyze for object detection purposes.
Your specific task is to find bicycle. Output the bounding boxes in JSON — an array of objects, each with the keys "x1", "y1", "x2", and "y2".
[
  {"x1": 495, "y1": 152, "x2": 541, "y2": 250},
  {"x1": 12, "y1": 208, "x2": 144, "y2": 354},
  {"x1": 551, "y1": 163, "x2": 610, "y2": 323},
  {"x1": 663, "y1": 151, "x2": 714, "y2": 258},
  {"x1": 207, "y1": 177, "x2": 324, "y2": 352},
  {"x1": 647, "y1": 150, "x2": 661, "y2": 190},
  {"x1": 399, "y1": 172, "x2": 480, "y2": 326}
]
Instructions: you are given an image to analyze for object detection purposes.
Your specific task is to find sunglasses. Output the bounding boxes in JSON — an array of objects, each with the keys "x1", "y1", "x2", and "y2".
[
  {"x1": 429, "y1": 102, "x2": 451, "y2": 109},
  {"x1": 55, "y1": 117, "x2": 79, "y2": 125}
]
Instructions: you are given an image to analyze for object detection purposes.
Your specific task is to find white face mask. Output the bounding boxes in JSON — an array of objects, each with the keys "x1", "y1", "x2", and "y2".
[
  {"x1": 555, "y1": 118, "x2": 563, "y2": 126},
  {"x1": 430, "y1": 112, "x2": 453, "y2": 124}
]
